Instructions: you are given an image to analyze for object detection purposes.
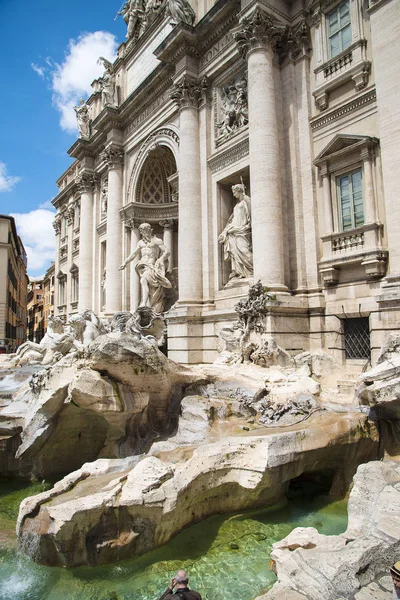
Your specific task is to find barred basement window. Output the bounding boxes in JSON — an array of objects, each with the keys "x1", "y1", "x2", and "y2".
[{"x1": 343, "y1": 318, "x2": 370, "y2": 359}]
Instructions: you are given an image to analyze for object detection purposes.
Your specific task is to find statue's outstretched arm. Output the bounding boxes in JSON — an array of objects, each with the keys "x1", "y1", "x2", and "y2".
[{"x1": 119, "y1": 244, "x2": 141, "y2": 270}]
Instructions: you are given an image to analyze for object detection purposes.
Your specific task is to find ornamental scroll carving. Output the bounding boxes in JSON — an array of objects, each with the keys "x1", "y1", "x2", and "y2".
[
  {"x1": 170, "y1": 76, "x2": 209, "y2": 109},
  {"x1": 234, "y1": 10, "x2": 310, "y2": 62},
  {"x1": 234, "y1": 9, "x2": 286, "y2": 58},
  {"x1": 76, "y1": 172, "x2": 97, "y2": 193},
  {"x1": 101, "y1": 146, "x2": 124, "y2": 169}
]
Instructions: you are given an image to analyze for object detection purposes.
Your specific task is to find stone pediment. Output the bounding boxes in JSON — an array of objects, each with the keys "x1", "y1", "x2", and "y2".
[
  {"x1": 56, "y1": 270, "x2": 67, "y2": 281},
  {"x1": 69, "y1": 263, "x2": 79, "y2": 274},
  {"x1": 314, "y1": 134, "x2": 378, "y2": 165}
]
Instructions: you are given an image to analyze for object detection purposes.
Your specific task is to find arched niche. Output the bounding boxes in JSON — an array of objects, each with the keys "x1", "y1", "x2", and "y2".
[{"x1": 127, "y1": 126, "x2": 180, "y2": 205}]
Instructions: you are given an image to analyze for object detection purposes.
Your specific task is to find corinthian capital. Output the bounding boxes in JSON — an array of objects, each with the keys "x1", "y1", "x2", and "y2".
[
  {"x1": 76, "y1": 171, "x2": 97, "y2": 193},
  {"x1": 53, "y1": 216, "x2": 61, "y2": 235},
  {"x1": 101, "y1": 145, "x2": 124, "y2": 169},
  {"x1": 234, "y1": 9, "x2": 286, "y2": 59},
  {"x1": 170, "y1": 76, "x2": 209, "y2": 109}
]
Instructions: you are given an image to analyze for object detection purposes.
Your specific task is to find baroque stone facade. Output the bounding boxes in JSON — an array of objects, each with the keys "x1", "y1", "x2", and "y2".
[{"x1": 53, "y1": 0, "x2": 400, "y2": 365}]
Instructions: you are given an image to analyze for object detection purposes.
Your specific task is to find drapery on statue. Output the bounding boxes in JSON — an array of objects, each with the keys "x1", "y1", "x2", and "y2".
[
  {"x1": 218, "y1": 182, "x2": 254, "y2": 280},
  {"x1": 97, "y1": 57, "x2": 116, "y2": 107},
  {"x1": 167, "y1": 0, "x2": 195, "y2": 25},
  {"x1": 74, "y1": 99, "x2": 90, "y2": 138},
  {"x1": 119, "y1": 223, "x2": 172, "y2": 313},
  {"x1": 117, "y1": 0, "x2": 146, "y2": 40}
]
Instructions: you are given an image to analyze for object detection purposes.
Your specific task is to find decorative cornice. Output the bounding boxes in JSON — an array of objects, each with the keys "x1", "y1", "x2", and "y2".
[
  {"x1": 208, "y1": 136, "x2": 249, "y2": 173},
  {"x1": 234, "y1": 9, "x2": 286, "y2": 59},
  {"x1": 170, "y1": 75, "x2": 209, "y2": 109},
  {"x1": 310, "y1": 88, "x2": 377, "y2": 131},
  {"x1": 100, "y1": 145, "x2": 124, "y2": 169}
]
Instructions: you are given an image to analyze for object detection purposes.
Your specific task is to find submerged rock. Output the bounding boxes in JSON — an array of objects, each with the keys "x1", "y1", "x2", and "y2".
[{"x1": 17, "y1": 412, "x2": 378, "y2": 567}]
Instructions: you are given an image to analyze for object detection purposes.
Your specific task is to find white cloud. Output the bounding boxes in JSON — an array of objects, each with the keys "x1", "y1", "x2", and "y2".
[
  {"x1": 10, "y1": 209, "x2": 56, "y2": 274},
  {"x1": 39, "y1": 199, "x2": 55, "y2": 210},
  {"x1": 0, "y1": 161, "x2": 21, "y2": 193},
  {"x1": 31, "y1": 63, "x2": 45, "y2": 78},
  {"x1": 51, "y1": 31, "x2": 118, "y2": 132}
]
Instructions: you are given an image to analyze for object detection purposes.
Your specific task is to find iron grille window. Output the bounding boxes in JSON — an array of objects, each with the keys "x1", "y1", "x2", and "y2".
[{"x1": 343, "y1": 318, "x2": 371, "y2": 359}]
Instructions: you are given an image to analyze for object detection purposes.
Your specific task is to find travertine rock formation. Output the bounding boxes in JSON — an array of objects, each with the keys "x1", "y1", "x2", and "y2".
[
  {"x1": 258, "y1": 460, "x2": 400, "y2": 600},
  {"x1": 17, "y1": 410, "x2": 378, "y2": 567},
  {"x1": 0, "y1": 330, "x2": 196, "y2": 478}
]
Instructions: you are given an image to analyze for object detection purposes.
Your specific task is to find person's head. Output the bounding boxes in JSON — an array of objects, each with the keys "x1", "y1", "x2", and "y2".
[
  {"x1": 390, "y1": 562, "x2": 400, "y2": 589},
  {"x1": 139, "y1": 223, "x2": 153, "y2": 242},
  {"x1": 175, "y1": 570, "x2": 189, "y2": 588}
]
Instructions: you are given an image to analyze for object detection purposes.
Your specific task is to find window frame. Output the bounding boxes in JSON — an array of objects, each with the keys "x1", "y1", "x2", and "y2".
[
  {"x1": 326, "y1": 0, "x2": 352, "y2": 59},
  {"x1": 335, "y1": 167, "x2": 364, "y2": 232}
]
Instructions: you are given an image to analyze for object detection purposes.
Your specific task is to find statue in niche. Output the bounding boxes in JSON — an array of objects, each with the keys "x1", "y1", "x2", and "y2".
[
  {"x1": 167, "y1": 0, "x2": 196, "y2": 25},
  {"x1": 74, "y1": 99, "x2": 90, "y2": 138},
  {"x1": 101, "y1": 179, "x2": 108, "y2": 216},
  {"x1": 119, "y1": 223, "x2": 172, "y2": 313},
  {"x1": 97, "y1": 57, "x2": 117, "y2": 107},
  {"x1": 218, "y1": 181, "x2": 253, "y2": 281},
  {"x1": 101, "y1": 267, "x2": 106, "y2": 311},
  {"x1": 217, "y1": 77, "x2": 248, "y2": 138}
]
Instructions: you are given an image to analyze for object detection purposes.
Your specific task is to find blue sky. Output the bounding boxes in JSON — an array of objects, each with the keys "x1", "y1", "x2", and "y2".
[{"x1": 0, "y1": 0, "x2": 127, "y2": 276}]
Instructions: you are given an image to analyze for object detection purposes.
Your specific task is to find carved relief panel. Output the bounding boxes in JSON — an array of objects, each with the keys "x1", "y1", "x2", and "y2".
[{"x1": 214, "y1": 73, "x2": 248, "y2": 146}]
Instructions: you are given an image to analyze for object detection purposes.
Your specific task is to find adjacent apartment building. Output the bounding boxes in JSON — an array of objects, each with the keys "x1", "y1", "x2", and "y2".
[
  {"x1": 0, "y1": 215, "x2": 28, "y2": 353},
  {"x1": 52, "y1": 0, "x2": 400, "y2": 366}
]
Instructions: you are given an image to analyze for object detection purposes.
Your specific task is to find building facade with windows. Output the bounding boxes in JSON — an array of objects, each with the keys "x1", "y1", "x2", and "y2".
[
  {"x1": 52, "y1": 0, "x2": 400, "y2": 366},
  {"x1": 43, "y1": 262, "x2": 55, "y2": 333},
  {"x1": 0, "y1": 215, "x2": 28, "y2": 353},
  {"x1": 27, "y1": 277, "x2": 45, "y2": 344}
]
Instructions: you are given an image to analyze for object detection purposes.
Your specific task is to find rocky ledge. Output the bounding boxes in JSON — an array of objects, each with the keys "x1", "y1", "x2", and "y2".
[
  {"x1": 17, "y1": 409, "x2": 378, "y2": 568},
  {"x1": 257, "y1": 460, "x2": 400, "y2": 600}
]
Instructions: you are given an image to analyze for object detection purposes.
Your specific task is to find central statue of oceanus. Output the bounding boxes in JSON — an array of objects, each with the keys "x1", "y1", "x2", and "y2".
[{"x1": 119, "y1": 223, "x2": 172, "y2": 313}]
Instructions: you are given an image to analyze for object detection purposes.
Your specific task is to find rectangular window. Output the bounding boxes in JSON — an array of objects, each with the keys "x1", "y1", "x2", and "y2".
[
  {"x1": 59, "y1": 281, "x2": 65, "y2": 305},
  {"x1": 343, "y1": 318, "x2": 371, "y2": 360},
  {"x1": 337, "y1": 169, "x2": 363, "y2": 231},
  {"x1": 327, "y1": 0, "x2": 352, "y2": 58}
]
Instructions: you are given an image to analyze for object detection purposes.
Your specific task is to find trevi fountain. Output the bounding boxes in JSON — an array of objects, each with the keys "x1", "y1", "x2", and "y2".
[{"x1": 0, "y1": 280, "x2": 399, "y2": 600}]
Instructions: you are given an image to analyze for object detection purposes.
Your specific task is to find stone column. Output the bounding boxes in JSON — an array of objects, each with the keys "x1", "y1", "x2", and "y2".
[
  {"x1": 126, "y1": 219, "x2": 140, "y2": 311},
  {"x1": 320, "y1": 163, "x2": 334, "y2": 233},
  {"x1": 52, "y1": 216, "x2": 61, "y2": 308},
  {"x1": 76, "y1": 172, "x2": 96, "y2": 311},
  {"x1": 102, "y1": 145, "x2": 124, "y2": 314},
  {"x1": 361, "y1": 147, "x2": 376, "y2": 223},
  {"x1": 234, "y1": 9, "x2": 287, "y2": 292},
  {"x1": 170, "y1": 76, "x2": 205, "y2": 304},
  {"x1": 160, "y1": 220, "x2": 174, "y2": 271}
]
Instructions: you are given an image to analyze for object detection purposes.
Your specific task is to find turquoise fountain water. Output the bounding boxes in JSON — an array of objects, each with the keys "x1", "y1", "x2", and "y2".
[{"x1": 0, "y1": 478, "x2": 347, "y2": 600}]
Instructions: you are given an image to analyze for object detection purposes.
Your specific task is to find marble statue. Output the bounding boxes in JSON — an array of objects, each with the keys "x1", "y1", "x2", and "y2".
[
  {"x1": 67, "y1": 310, "x2": 105, "y2": 348},
  {"x1": 97, "y1": 57, "x2": 117, "y2": 107},
  {"x1": 101, "y1": 180, "x2": 108, "y2": 216},
  {"x1": 218, "y1": 182, "x2": 253, "y2": 280},
  {"x1": 167, "y1": 0, "x2": 195, "y2": 25},
  {"x1": 74, "y1": 99, "x2": 90, "y2": 138},
  {"x1": 15, "y1": 316, "x2": 76, "y2": 366},
  {"x1": 117, "y1": 0, "x2": 146, "y2": 39},
  {"x1": 119, "y1": 222, "x2": 172, "y2": 313},
  {"x1": 101, "y1": 267, "x2": 106, "y2": 311}
]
